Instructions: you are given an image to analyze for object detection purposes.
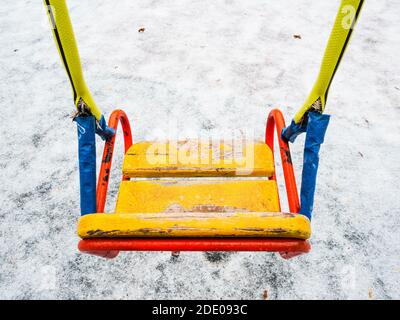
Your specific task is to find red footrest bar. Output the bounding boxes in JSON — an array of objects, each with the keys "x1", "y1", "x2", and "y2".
[{"x1": 78, "y1": 238, "x2": 311, "y2": 259}]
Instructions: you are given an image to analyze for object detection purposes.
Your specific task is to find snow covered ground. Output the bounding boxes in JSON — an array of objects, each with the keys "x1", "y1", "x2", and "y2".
[{"x1": 0, "y1": 0, "x2": 399, "y2": 299}]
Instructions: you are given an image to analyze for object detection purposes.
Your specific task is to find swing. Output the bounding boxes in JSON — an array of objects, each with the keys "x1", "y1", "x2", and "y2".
[{"x1": 44, "y1": 0, "x2": 364, "y2": 259}]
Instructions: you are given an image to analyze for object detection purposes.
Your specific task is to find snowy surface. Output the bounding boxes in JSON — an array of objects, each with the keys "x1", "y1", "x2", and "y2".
[{"x1": 0, "y1": 0, "x2": 400, "y2": 299}]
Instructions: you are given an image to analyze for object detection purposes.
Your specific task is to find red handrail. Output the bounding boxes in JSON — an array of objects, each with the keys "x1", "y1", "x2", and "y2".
[
  {"x1": 96, "y1": 109, "x2": 133, "y2": 213},
  {"x1": 265, "y1": 109, "x2": 300, "y2": 213},
  {"x1": 79, "y1": 238, "x2": 311, "y2": 259}
]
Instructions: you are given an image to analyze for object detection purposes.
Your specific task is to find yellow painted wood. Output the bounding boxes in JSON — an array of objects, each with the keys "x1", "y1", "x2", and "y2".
[
  {"x1": 122, "y1": 140, "x2": 275, "y2": 177},
  {"x1": 78, "y1": 212, "x2": 311, "y2": 239},
  {"x1": 115, "y1": 179, "x2": 280, "y2": 213}
]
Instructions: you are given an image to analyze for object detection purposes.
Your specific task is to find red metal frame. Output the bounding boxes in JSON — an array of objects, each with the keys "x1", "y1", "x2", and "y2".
[
  {"x1": 96, "y1": 109, "x2": 133, "y2": 213},
  {"x1": 265, "y1": 109, "x2": 300, "y2": 213},
  {"x1": 79, "y1": 109, "x2": 308, "y2": 259},
  {"x1": 79, "y1": 239, "x2": 310, "y2": 259}
]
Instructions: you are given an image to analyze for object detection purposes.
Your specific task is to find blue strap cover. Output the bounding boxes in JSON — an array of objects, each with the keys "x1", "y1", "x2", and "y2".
[
  {"x1": 75, "y1": 116, "x2": 97, "y2": 215},
  {"x1": 281, "y1": 118, "x2": 308, "y2": 143},
  {"x1": 299, "y1": 112, "x2": 330, "y2": 219},
  {"x1": 96, "y1": 115, "x2": 115, "y2": 141}
]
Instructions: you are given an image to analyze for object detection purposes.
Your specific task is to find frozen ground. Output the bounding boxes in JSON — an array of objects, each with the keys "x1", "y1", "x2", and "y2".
[{"x1": 0, "y1": 0, "x2": 399, "y2": 299}]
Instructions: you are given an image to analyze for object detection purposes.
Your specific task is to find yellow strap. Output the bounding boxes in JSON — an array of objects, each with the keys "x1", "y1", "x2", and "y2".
[
  {"x1": 44, "y1": 0, "x2": 101, "y2": 120},
  {"x1": 44, "y1": 0, "x2": 363, "y2": 123},
  {"x1": 294, "y1": 0, "x2": 364, "y2": 124}
]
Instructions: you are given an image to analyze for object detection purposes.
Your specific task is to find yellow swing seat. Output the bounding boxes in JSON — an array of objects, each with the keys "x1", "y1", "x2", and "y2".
[
  {"x1": 78, "y1": 212, "x2": 311, "y2": 239},
  {"x1": 78, "y1": 140, "x2": 311, "y2": 241}
]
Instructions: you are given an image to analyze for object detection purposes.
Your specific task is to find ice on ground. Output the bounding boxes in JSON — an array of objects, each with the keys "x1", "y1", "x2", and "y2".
[{"x1": 0, "y1": 0, "x2": 399, "y2": 299}]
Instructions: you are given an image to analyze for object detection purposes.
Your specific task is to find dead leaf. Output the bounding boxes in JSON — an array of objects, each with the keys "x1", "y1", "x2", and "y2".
[
  {"x1": 138, "y1": 27, "x2": 145, "y2": 33},
  {"x1": 171, "y1": 251, "x2": 180, "y2": 258},
  {"x1": 293, "y1": 34, "x2": 302, "y2": 39}
]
